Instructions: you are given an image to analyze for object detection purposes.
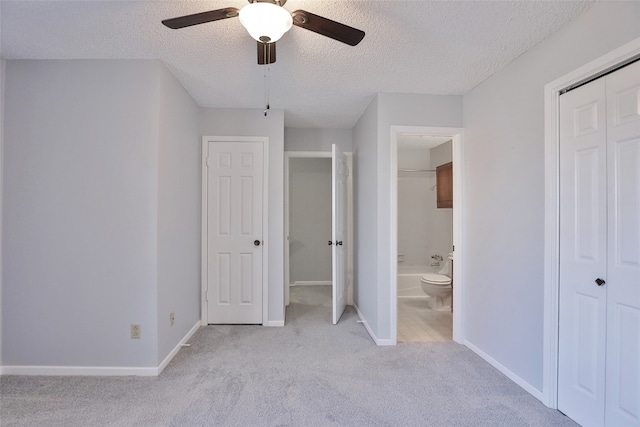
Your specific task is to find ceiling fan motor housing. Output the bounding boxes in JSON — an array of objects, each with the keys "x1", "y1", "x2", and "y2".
[{"x1": 251, "y1": 0, "x2": 287, "y2": 5}]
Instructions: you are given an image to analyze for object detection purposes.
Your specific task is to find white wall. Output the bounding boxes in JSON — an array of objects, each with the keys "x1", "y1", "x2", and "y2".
[
  {"x1": 352, "y1": 97, "x2": 378, "y2": 330},
  {"x1": 462, "y1": 1, "x2": 640, "y2": 394},
  {"x1": 284, "y1": 128, "x2": 352, "y2": 152},
  {"x1": 0, "y1": 58, "x2": 5, "y2": 366},
  {"x1": 200, "y1": 108, "x2": 285, "y2": 325},
  {"x1": 2, "y1": 60, "x2": 202, "y2": 370},
  {"x1": 157, "y1": 65, "x2": 200, "y2": 363},
  {"x1": 1, "y1": 62, "x2": 287, "y2": 370},
  {"x1": 3, "y1": 60, "x2": 161, "y2": 367}
]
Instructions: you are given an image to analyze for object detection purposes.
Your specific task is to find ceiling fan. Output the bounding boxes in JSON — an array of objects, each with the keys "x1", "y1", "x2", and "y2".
[{"x1": 162, "y1": 0, "x2": 365, "y2": 65}]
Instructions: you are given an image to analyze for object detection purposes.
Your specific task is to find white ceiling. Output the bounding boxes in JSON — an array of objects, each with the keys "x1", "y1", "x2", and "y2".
[{"x1": 0, "y1": 0, "x2": 594, "y2": 128}]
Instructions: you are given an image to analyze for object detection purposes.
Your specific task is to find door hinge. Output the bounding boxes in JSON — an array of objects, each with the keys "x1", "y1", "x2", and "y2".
[{"x1": 205, "y1": 290, "x2": 208, "y2": 301}]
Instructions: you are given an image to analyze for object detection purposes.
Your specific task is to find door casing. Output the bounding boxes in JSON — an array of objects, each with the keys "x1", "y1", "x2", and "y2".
[
  {"x1": 284, "y1": 151, "x2": 354, "y2": 311},
  {"x1": 201, "y1": 136, "x2": 270, "y2": 326}
]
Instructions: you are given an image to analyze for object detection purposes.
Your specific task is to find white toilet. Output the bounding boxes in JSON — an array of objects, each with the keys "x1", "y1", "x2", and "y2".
[{"x1": 420, "y1": 258, "x2": 452, "y2": 310}]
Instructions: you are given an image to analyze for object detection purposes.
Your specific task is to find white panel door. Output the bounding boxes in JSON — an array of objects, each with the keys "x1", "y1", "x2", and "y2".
[
  {"x1": 605, "y1": 60, "x2": 640, "y2": 427},
  {"x1": 206, "y1": 141, "x2": 263, "y2": 324},
  {"x1": 558, "y1": 77, "x2": 608, "y2": 427},
  {"x1": 332, "y1": 144, "x2": 348, "y2": 324},
  {"x1": 559, "y1": 60, "x2": 640, "y2": 427}
]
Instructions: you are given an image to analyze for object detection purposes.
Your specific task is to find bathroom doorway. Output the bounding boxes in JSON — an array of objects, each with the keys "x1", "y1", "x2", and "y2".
[
  {"x1": 396, "y1": 135, "x2": 453, "y2": 342},
  {"x1": 390, "y1": 126, "x2": 464, "y2": 345}
]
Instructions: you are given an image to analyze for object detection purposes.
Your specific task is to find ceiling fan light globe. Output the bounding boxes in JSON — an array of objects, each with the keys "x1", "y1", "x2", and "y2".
[{"x1": 239, "y1": 2, "x2": 293, "y2": 43}]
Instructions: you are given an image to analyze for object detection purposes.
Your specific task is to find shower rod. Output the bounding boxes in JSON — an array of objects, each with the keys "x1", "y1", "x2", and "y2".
[{"x1": 398, "y1": 168, "x2": 436, "y2": 172}]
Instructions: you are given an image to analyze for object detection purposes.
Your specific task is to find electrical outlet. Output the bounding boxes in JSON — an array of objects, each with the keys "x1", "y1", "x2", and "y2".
[
  {"x1": 170, "y1": 312, "x2": 175, "y2": 326},
  {"x1": 131, "y1": 324, "x2": 141, "y2": 339}
]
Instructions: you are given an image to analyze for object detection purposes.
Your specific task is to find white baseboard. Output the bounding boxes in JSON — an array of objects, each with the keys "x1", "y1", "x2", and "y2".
[
  {"x1": 0, "y1": 321, "x2": 201, "y2": 377},
  {"x1": 464, "y1": 339, "x2": 544, "y2": 403},
  {"x1": 0, "y1": 365, "x2": 159, "y2": 377},
  {"x1": 354, "y1": 304, "x2": 395, "y2": 346},
  {"x1": 292, "y1": 281, "x2": 332, "y2": 286},
  {"x1": 157, "y1": 321, "x2": 200, "y2": 375},
  {"x1": 264, "y1": 320, "x2": 285, "y2": 327}
]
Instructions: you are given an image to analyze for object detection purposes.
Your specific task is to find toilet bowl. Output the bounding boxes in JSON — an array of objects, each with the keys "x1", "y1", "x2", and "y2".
[{"x1": 420, "y1": 273, "x2": 452, "y2": 310}]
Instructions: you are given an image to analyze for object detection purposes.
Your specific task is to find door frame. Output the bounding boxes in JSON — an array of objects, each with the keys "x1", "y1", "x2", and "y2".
[
  {"x1": 201, "y1": 136, "x2": 270, "y2": 326},
  {"x1": 284, "y1": 151, "x2": 354, "y2": 309},
  {"x1": 390, "y1": 126, "x2": 465, "y2": 345},
  {"x1": 542, "y1": 36, "x2": 640, "y2": 408}
]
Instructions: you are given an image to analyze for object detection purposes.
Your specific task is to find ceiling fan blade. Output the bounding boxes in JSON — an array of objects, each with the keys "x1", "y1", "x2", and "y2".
[
  {"x1": 162, "y1": 7, "x2": 239, "y2": 29},
  {"x1": 291, "y1": 10, "x2": 365, "y2": 46},
  {"x1": 258, "y1": 42, "x2": 277, "y2": 65}
]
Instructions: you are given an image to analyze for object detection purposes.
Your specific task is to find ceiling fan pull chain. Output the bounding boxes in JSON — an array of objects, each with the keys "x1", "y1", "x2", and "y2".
[
  {"x1": 264, "y1": 43, "x2": 271, "y2": 117},
  {"x1": 263, "y1": 43, "x2": 267, "y2": 116}
]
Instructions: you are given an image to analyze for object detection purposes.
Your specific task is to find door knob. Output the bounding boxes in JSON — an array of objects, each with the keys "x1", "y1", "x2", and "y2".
[
  {"x1": 595, "y1": 278, "x2": 605, "y2": 286},
  {"x1": 336, "y1": 241, "x2": 343, "y2": 246},
  {"x1": 254, "y1": 240, "x2": 261, "y2": 246},
  {"x1": 328, "y1": 240, "x2": 333, "y2": 246}
]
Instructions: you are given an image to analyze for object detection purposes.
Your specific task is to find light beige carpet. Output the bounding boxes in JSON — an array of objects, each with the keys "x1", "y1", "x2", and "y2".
[{"x1": 0, "y1": 286, "x2": 576, "y2": 426}]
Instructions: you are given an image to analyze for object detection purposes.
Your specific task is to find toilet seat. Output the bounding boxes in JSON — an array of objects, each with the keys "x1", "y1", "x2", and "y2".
[{"x1": 421, "y1": 273, "x2": 451, "y2": 286}]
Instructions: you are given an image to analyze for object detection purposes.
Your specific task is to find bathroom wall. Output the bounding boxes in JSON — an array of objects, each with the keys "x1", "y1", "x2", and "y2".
[
  {"x1": 397, "y1": 139, "x2": 453, "y2": 269},
  {"x1": 430, "y1": 140, "x2": 452, "y2": 170},
  {"x1": 397, "y1": 140, "x2": 431, "y2": 267},
  {"x1": 289, "y1": 158, "x2": 332, "y2": 284}
]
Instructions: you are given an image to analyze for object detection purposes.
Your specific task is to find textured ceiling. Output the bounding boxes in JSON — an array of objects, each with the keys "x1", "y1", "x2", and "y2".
[{"x1": 0, "y1": 0, "x2": 594, "y2": 128}]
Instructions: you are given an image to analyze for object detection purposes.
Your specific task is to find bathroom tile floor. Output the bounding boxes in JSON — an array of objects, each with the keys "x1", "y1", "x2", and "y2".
[{"x1": 397, "y1": 298, "x2": 452, "y2": 342}]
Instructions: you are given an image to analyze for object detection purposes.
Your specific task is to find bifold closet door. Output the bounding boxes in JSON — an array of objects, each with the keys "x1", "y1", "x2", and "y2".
[
  {"x1": 604, "y1": 60, "x2": 640, "y2": 427},
  {"x1": 558, "y1": 74, "x2": 608, "y2": 427},
  {"x1": 558, "y1": 60, "x2": 640, "y2": 427}
]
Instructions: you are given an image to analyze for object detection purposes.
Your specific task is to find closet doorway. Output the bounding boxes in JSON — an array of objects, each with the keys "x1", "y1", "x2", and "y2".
[
  {"x1": 557, "y1": 59, "x2": 639, "y2": 427},
  {"x1": 544, "y1": 37, "x2": 640, "y2": 424},
  {"x1": 284, "y1": 151, "x2": 353, "y2": 324}
]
